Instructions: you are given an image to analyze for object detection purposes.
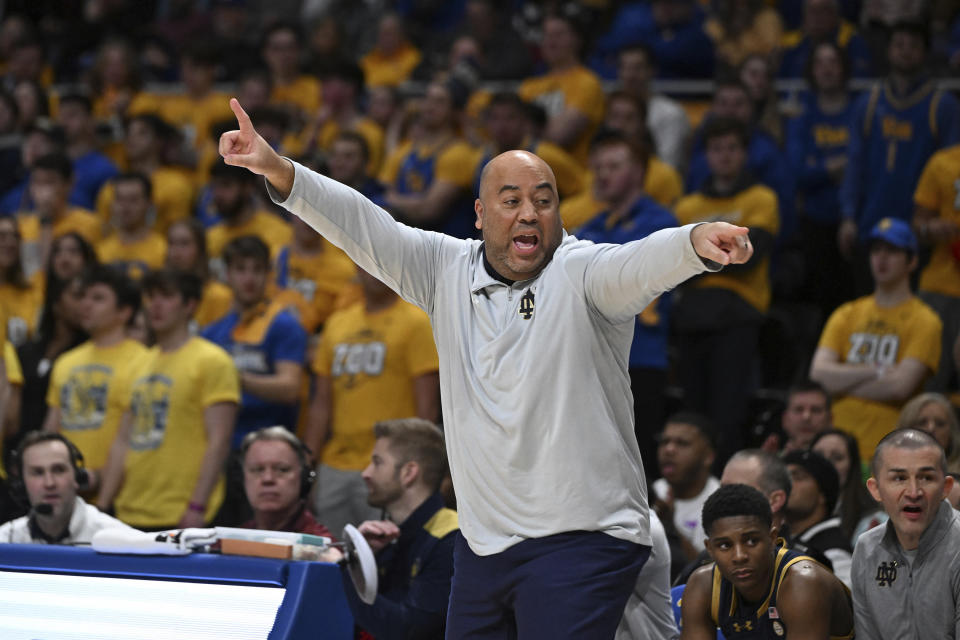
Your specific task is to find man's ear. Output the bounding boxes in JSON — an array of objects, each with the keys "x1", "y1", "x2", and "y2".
[
  {"x1": 866, "y1": 477, "x2": 881, "y2": 503},
  {"x1": 942, "y1": 473, "x2": 955, "y2": 500},
  {"x1": 769, "y1": 524, "x2": 778, "y2": 545},
  {"x1": 474, "y1": 198, "x2": 483, "y2": 231},
  {"x1": 400, "y1": 460, "x2": 420, "y2": 488},
  {"x1": 768, "y1": 489, "x2": 787, "y2": 516}
]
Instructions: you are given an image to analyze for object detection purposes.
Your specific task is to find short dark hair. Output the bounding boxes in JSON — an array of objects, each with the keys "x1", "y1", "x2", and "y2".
[
  {"x1": 57, "y1": 92, "x2": 93, "y2": 114},
  {"x1": 141, "y1": 268, "x2": 203, "y2": 304},
  {"x1": 890, "y1": 20, "x2": 930, "y2": 50},
  {"x1": 319, "y1": 60, "x2": 365, "y2": 94},
  {"x1": 872, "y1": 428, "x2": 947, "y2": 477},
  {"x1": 701, "y1": 116, "x2": 750, "y2": 148},
  {"x1": 112, "y1": 171, "x2": 152, "y2": 201},
  {"x1": 261, "y1": 20, "x2": 303, "y2": 50},
  {"x1": 182, "y1": 41, "x2": 221, "y2": 67},
  {"x1": 210, "y1": 158, "x2": 256, "y2": 184},
  {"x1": 332, "y1": 130, "x2": 371, "y2": 162},
  {"x1": 248, "y1": 105, "x2": 291, "y2": 132},
  {"x1": 619, "y1": 42, "x2": 657, "y2": 68},
  {"x1": 32, "y1": 152, "x2": 73, "y2": 181},
  {"x1": 703, "y1": 483, "x2": 772, "y2": 536},
  {"x1": 82, "y1": 265, "x2": 141, "y2": 321},
  {"x1": 664, "y1": 410, "x2": 716, "y2": 450},
  {"x1": 486, "y1": 91, "x2": 527, "y2": 115},
  {"x1": 727, "y1": 449, "x2": 792, "y2": 500},
  {"x1": 786, "y1": 379, "x2": 831, "y2": 409},
  {"x1": 126, "y1": 112, "x2": 177, "y2": 141},
  {"x1": 222, "y1": 235, "x2": 271, "y2": 270}
]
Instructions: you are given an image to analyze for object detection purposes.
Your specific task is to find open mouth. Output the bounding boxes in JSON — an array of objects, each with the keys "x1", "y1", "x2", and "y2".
[
  {"x1": 513, "y1": 234, "x2": 539, "y2": 256},
  {"x1": 903, "y1": 505, "x2": 923, "y2": 519}
]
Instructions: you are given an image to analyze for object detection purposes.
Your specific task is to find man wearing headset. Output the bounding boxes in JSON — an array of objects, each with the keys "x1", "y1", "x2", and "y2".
[
  {"x1": 0, "y1": 431, "x2": 132, "y2": 544},
  {"x1": 240, "y1": 426, "x2": 333, "y2": 538}
]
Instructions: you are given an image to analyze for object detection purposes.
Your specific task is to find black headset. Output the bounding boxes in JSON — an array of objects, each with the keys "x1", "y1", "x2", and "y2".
[
  {"x1": 291, "y1": 439, "x2": 318, "y2": 500},
  {"x1": 9, "y1": 433, "x2": 89, "y2": 507}
]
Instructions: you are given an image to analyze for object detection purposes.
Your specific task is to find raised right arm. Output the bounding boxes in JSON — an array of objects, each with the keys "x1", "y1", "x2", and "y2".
[{"x1": 220, "y1": 98, "x2": 442, "y2": 311}]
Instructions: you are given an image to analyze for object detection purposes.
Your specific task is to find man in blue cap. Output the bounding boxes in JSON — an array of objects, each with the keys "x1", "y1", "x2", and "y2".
[{"x1": 811, "y1": 217, "x2": 942, "y2": 463}]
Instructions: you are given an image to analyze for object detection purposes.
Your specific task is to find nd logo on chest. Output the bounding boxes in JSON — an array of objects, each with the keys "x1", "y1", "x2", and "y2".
[{"x1": 518, "y1": 290, "x2": 535, "y2": 320}]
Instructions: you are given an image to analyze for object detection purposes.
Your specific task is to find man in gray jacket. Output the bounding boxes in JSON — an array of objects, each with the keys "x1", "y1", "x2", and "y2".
[
  {"x1": 852, "y1": 428, "x2": 960, "y2": 639},
  {"x1": 220, "y1": 98, "x2": 753, "y2": 639}
]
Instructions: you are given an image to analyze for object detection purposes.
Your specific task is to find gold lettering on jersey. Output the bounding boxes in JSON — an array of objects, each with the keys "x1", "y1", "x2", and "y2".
[
  {"x1": 881, "y1": 117, "x2": 913, "y2": 141},
  {"x1": 814, "y1": 125, "x2": 850, "y2": 147},
  {"x1": 732, "y1": 621, "x2": 754, "y2": 632}
]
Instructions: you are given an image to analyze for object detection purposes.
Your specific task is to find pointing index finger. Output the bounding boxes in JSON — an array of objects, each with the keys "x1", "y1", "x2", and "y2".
[{"x1": 230, "y1": 98, "x2": 253, "y2": 133}]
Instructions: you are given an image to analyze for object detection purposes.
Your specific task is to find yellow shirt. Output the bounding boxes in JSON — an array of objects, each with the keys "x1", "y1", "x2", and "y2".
[
  {"x1": 674, "y1": 183, "x2": 780, "y2": 313},
  {"x1": 206, "y1": 210, "x2": 293, "y2": 259},
  {"x1": 913, "y1": 144, "x2": 960, "y2": 297},
  {"x1": 96, "y1": 168, "x2": 196, "y2": 234},
  {"x1": 316, "y1": 117, "x2": 386, "y2": 176},
  {"x1": 518, "y1": 65, "x2": 605, "y2": 166},
  {"x1": 313, "y1": 299, "x2": 439, "y2": 471},
  {"x1": 115, "y1": 337, "x2": 240, "y2": 527},
  {"x1": 820, "y1": 296, "x2": 943, "y2": 461},
  {"x1": 194, "y1": 280, "x2": 234, "y2": 331},
  {"x1": 561, "y1": 157, "x2": 685, "y2": 230},
  {"x1": 19, "y1": 207, "x2": 102, "y2": 277},
  {"x1": 360, "y1": 43, "x2": 422, "y2": 88},
  {"x1": 155, "y1": 91, "x2": 235, "y2": 149},
  {"x1": 272, "y1": 241, "x2": 358, "y2": 333},
  {"x1": 271, "y1": 76, "x2": 322, "y2": 120},
  {"x1": 47, "y1": 339, "x2": 149, "y2": 471},
  {"x1": 0, "y1": 342, "x2": 23, "y2": 478},
  {"x1": 705, "y1": 8, "x2": 784, "y2": 68},
  {"x1": 96, "y1": 232, "x2": 167, "y2": 280},
  {"x1": 0, "y1": 281, "x2": 42, "y2": 346}
]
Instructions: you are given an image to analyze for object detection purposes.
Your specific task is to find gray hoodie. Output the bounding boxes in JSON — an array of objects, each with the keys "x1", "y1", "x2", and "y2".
[{"x1": 852, "y1": 500, "x2": 960, "y2": 639}]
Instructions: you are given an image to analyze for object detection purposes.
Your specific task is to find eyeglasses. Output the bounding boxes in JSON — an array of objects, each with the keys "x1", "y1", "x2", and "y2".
[{"x1": 244, "y1": 464, "x2": 297, "y2": 477}]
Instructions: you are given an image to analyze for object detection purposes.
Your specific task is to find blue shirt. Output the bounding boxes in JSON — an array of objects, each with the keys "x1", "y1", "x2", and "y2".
[
  {"x1": 779, "y1": 27, "x2": 873, "y2": 78},
  {"x1": 393, "y1": 146, "x2": 474, "y2": 239},
  {"x1": 786, "y1": 91, "x2": 859, "y2": 225},
  {"x1": 344, "y1": 493, "x2": 457, "y2": 640},
  {"x1": 589, "y1": 2, "x2": 715, "y2": 79},
  {"x1": 0, "y1": 150, "x2": 118, "y2": 214},
  {"x1": 576, "y1": 195, "x2": 678, "y2": 370},
  {"x1": 201, "y1": 303, "x2": 307, "y2": 447},
  {"x1": 687, "y1": 126, "x2": 796, "y2": 241},
  {"x1": 71, "y1": 151, "x2": 118, "y2": 210},
  {"x1": 840, "y1": 79, "x2": 960, "y2": 242}
]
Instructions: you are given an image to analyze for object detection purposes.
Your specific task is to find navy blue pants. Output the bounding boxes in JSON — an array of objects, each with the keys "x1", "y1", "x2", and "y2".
[{"x1": 445, "y1": 530, "x2": 650, "y2": 639}]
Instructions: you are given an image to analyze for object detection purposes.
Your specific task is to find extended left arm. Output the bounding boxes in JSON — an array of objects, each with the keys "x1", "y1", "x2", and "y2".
[{"x1": 584, "y1": 222, "x2": 751, "y2": 322}]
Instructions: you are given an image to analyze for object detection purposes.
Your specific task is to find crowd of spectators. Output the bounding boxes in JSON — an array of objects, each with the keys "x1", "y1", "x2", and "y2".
[{"x1": 0, "y1": 0, "x2": 959, "y2": 636}]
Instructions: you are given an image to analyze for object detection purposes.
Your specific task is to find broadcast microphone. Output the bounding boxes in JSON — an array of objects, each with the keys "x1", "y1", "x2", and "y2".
[{"x1": 32, "y1": 503, "x2": 53, "y2": 516}]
